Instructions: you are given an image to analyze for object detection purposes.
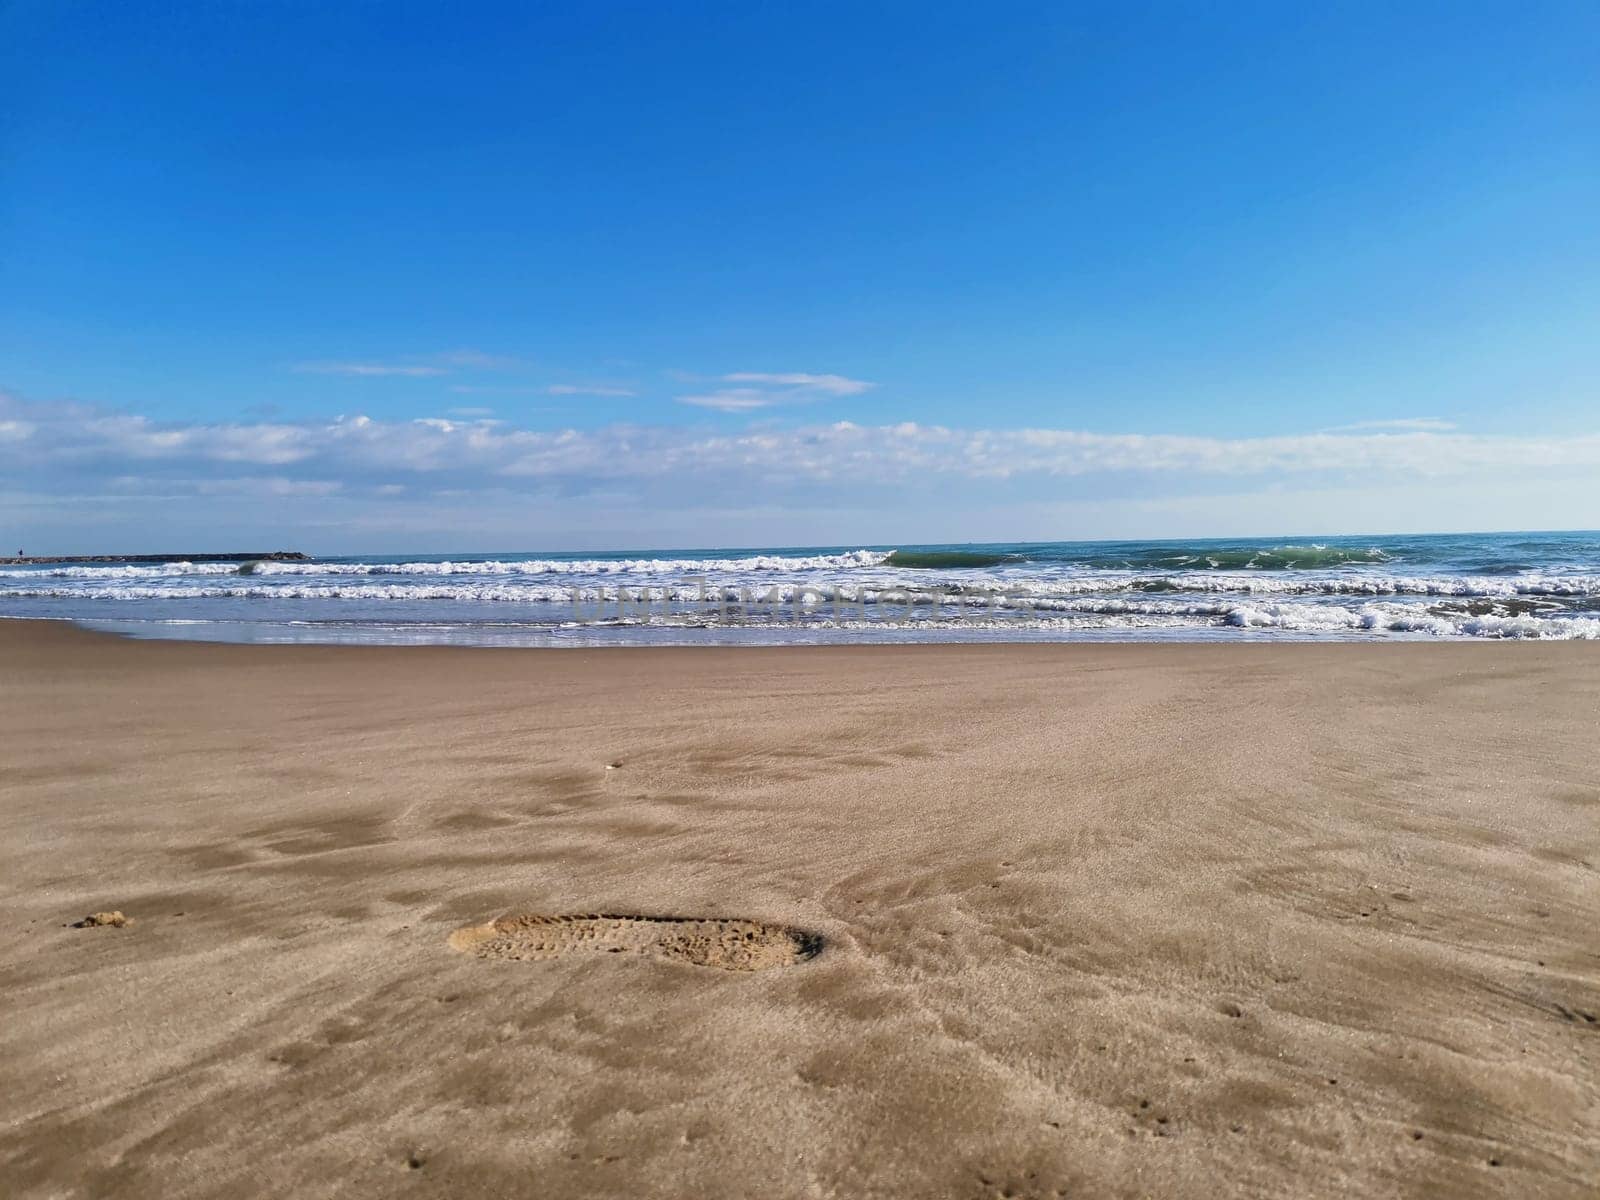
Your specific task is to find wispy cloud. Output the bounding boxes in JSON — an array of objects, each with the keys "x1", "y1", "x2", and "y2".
[
  {"x1": 1323, "y1": 417, "x2": 1458, "y2": 433},
  {"x1": 293, "y1": 362, "x2": 447, "y2": 378},
  {"x1": 677, "y1": 371, "x2": 874, "y2": 412},
  {"x1": 722, "y1": 372, "x2": 873, "y2": 396},
  {"x1": 191, "y1": 477, "x2": 345, "y2": 498},
  {"x1": 293, "y1": 349, "x2": 522, "y2": 377},
  {"x1": 449, "y1": 383, "x2": 635, "y2": 398},
  {"x1": 432, "y1": 349, "x2": 521, "y2": 369},
  {"x1": 678, "y1": 388, "x2": 776, "y2": 413},
  {"x1": 545, "y1": 384, "x2": 637, "y2": 398}
]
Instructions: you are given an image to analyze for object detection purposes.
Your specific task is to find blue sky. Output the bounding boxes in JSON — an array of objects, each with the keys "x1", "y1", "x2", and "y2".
[{"x1": 4, "y1": 2, "x2": 1599, "y2": 552}]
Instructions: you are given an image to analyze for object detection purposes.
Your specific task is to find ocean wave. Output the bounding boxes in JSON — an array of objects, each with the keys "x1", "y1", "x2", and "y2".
[
  {"x1": 587, "y1": 606, "x2": 1600, "y2": 639},
  {"x1": 1218, "y1": 603, "x2": 1600, "y2": 639},
  {"x1": 713, "y1": 603, "x2": 1600, "y2": 639},
  {"x1": 1077, "y1": 544, "x2": 1393, "y2": 570},
  {"x1": 941, "y1": 573, "x2": 1600, "y2": 599},
  {"x1": 6, "y1": 535, "x2": 1599, "y2": 644},
  {"x1": 0, "y1": 549, "x2": 891, "y2": 580},
  {"x1": 8, "y1": 578, "x2": 1600, "y2": 636},
  {"x1": 10, "y1": 572, "x2": 1600, "y2": 604},
  {"x1": 13, "y1": 598, "x2": 1599, "y2": 640},
  {"x1": 883, "y1": 549, "x2": 1026, "y2": 569}
]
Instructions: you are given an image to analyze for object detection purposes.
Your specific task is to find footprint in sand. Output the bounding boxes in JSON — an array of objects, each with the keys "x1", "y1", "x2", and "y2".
[{"x1": 448, "y1": 913, "x2": 822, "y2": 971}]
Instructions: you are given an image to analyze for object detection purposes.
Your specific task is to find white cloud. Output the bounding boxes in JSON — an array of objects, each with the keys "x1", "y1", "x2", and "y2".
[
  {"x1": 293, "y1": 349, "x2": 522, "y2": 377},
  {"x1": 450, "y1": 383, "x2": 636, "y2": 398},
  {"x1": 677, "y1": 388, "x2": 776, "y2": 412},
  {"x1": 1323, "y1": 417, "x2": 1458, "y2": 433},
  {"x1": 677, "y1": 370, "x2": 875, "y2": 412},
  {"x1": 293, "y1": 362, "x2": 446, "y2": 378},
  {"x1": 192, "y1": 477, "x2": 345, "y2": 497},
  {"x1": 432, "y1": 349, "x2": 521, "y2": 369},
  {"x1": 546, "y1": 384, "x2": 637, "y2": 398},
  {"x1": 721, "y1": 372, "x2": 873, "y2": 396},
  {"x1": 12, "y1": 390, "x2": 1600, "y2": 552},
  {"x1": 7, "y1": 392, "x2": 1600, "y2": 495}
]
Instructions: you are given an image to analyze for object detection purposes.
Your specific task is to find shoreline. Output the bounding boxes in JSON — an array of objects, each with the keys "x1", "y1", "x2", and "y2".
[
  {"x1": 8, "y1": 611, "x2": 1596, "y2": 651},
  {"x1": 2, "y1": 618, "x2": 1596, "y2": 1197}
]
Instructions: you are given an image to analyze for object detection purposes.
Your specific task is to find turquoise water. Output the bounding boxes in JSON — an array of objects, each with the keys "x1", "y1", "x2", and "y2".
[{"x1": 3, "y1": 531, "x2": 1600, "y2": 645}]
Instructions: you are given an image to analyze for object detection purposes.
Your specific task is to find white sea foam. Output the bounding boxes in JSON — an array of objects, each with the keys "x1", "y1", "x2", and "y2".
[
  {"x1": 6, "y1": 539, "x2": 1599, "y2": 643},
  {"x1": 9, "y1": 574, "x2": 1600, "y2": 603},
  {"x1": 0, "y1": 549, "x2": 890, "y2": 580},
  {"x1": 7, "y1": 581, "x2": 1598, "y2": 638},
  {"x1": 546, "y1": 607, "x2": 1600, "y2": 640}
]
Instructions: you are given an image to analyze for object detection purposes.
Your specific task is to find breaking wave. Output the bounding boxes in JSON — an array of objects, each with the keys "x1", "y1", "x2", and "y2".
[
  {"x1": 5, "y1": 533, "x2": 1598, "y2": 644},
  {"x1": 1084, "y1": 544, "x2": 1393, "y2": 570},
  {"x1": 10, "y1": 573, "x2": 1600, "y2": 604},
  {"x1": 0, "y1": 549, "x2": 890, "y2": 580},
  {"x1": 883, "y1": 549, "x2": 1026, "y2": 569}
]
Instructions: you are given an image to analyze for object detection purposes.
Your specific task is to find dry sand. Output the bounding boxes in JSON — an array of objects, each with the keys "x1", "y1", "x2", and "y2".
[{"x1": 0, "y1": 618, "x2": 1596, "y2": 1198}]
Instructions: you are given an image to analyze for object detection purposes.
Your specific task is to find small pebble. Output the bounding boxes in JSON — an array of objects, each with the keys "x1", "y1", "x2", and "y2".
[{"x1": 73, "y1": 911, "x2": 131, "y2": 929}]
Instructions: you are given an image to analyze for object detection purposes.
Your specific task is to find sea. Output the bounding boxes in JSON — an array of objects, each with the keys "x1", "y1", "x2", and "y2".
[{"x1": 4, "y1": 531, "x2": 1600, "y2": 647}]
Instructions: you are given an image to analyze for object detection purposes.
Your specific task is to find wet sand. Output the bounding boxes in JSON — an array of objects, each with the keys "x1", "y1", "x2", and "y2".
[{"x1": 1, "y1": 619, "x2": 1596, "y2": 1198}]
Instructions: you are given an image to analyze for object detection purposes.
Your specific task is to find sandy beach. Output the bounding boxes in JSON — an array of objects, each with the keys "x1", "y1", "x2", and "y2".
[{"x1": 1, "y1": 618, "x2": 1596, "y2": 1198}]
